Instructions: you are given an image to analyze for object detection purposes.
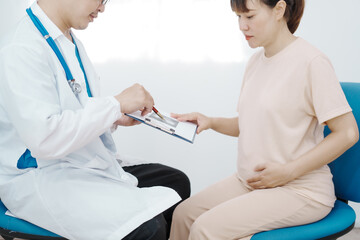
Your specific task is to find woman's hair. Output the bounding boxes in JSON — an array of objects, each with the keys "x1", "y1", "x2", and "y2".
[{"x1": 230, "y1": 0, "x2": 305, "y2": 34}]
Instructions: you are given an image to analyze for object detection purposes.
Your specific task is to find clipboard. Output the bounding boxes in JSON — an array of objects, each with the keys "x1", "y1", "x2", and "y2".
[{"x1": 125, "y1": 110, "x2": 197, "y2": 143}]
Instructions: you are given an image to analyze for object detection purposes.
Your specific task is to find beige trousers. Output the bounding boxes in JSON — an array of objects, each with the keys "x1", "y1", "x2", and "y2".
[{"x1": 169, "y1": 174, "x2": 332, "y2": 240}]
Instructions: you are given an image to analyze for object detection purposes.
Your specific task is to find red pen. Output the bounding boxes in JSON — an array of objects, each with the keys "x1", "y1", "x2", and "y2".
[{"x1": 152, "y1": 106, "x2": 165, "y2": 120}]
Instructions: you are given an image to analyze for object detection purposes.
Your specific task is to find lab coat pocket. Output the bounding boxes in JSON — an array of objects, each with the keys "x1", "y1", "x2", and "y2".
[{"x1": 83, "y1": 154, "x2": 110, "y2": 170}]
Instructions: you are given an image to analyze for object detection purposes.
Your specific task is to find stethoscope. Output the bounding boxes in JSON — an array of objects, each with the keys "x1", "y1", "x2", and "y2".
[{"x1": 26, "y1": 8, "x2": 92, "y2": 97}]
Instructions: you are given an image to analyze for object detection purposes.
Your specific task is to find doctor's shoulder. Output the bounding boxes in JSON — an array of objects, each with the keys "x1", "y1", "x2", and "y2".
[{"x1": 0, "y1": 16, "x2": 49, "y2": 61}]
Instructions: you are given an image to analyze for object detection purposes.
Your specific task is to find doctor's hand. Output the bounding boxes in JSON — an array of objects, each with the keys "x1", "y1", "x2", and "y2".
[
  {"x1": 114, "y1": 115, "x2": 141, "y2": 127},
  {"x1": 246, "y1": 162, "x2": 297, "y2": 189},
  {"x1": 171, "y1": 112, "x2": 211, "y2": 134},
  {"x1": 115, "y1": 84, "x2": 154, "y2": 116}
]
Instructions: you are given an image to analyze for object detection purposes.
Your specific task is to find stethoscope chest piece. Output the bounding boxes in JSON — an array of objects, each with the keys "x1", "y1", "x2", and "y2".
[{"x1": 69, "y1": 80, "x2": 82, "y2": 94}]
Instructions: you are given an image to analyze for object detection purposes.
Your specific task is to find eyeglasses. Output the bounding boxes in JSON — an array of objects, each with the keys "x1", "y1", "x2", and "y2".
[{"x1": 101, "y1": 0, "x2": 110, "y2": 5}]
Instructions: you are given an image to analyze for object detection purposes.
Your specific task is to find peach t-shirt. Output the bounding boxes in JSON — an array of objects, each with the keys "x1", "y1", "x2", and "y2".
[{"x1": 237, "y1": 38, "x2": 351, "y2": 207}]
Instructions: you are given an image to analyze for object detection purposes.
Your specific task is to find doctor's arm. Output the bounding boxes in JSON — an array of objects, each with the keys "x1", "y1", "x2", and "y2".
[
  {"x1": 0, "y1": 44, "x2": 152, "y2": 160},
  {"x1": 172, "y1": 112, "x2": 239, "y2": 136},
  {"x1": 247, "y1": 112, "x2": 359, "y2": 189}
]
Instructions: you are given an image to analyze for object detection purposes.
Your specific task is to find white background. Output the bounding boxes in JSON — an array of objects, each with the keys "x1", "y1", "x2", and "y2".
[{"x1": 1, "y1": 0, "x2": 360, "y2": 226}]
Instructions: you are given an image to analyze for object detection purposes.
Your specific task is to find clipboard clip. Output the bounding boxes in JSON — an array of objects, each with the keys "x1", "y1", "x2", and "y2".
[{"x1": 145, "y1": 118, "x2": 175, "y2": 135}]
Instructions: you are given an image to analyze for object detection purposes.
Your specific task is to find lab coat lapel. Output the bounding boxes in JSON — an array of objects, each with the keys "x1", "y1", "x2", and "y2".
[
  {"x1": 71, "y1": 35, "x2": 100, "y2": 97},
  {"x1": 69, "y1": 35, "x2": 117, "y2": 152}
]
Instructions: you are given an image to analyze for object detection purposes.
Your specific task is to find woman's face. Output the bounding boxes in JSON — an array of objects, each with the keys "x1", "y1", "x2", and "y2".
[
  {"x1": 235, "y1": 0, "x2": 279, "y2": 49},
  {"x1": 63, "y1": 0, "x2": 105, "y2": 30}
]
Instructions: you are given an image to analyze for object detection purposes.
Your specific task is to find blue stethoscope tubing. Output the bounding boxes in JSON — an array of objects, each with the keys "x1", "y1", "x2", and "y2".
[{"x1": 26, "y1": 8, "x2": 92, "y2": 97}]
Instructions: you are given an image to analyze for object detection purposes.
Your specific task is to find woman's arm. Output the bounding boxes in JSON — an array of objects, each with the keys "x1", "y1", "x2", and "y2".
[
  {"x1": 209, "y1": 117, "x2": 239, "y2": 137},
  {"x1": 247, "y1": 112, "x2": 359, "y2": 189},
  {"x1": 171, "y1": 112, "x2": 239, "y2": 137}
]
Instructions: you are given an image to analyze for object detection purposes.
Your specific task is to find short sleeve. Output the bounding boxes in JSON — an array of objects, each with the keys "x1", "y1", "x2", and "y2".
[{"x1": 307, "y1": 55, "x2": 351, "y2": 124}]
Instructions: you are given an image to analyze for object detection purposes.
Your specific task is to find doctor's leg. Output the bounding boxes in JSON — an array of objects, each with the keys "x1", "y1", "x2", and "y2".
[
  {"x1": 122, "y1": 214, "x2": 167, "y2": 240},
  {"x1": 123, "y1": 163, "x2": 191, "y2": 237}
]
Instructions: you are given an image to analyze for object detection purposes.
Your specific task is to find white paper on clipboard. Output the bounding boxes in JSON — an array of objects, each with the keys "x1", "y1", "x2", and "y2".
[{"x1": 125, "y1": 110, "x2": 197, "y2": 143}]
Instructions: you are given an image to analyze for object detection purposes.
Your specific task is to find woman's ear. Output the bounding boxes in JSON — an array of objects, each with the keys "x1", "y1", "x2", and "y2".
[{"x1": 274, "y1": 0, "x2": 287, "y2": 20}]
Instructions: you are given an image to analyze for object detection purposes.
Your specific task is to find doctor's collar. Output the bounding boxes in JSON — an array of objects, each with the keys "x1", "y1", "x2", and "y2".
[{"x1": 30, "y1": 2, "x2": 65, "y2": 41}]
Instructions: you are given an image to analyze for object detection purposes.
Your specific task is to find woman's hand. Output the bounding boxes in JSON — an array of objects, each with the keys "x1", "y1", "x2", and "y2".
[
  {"x1": 246, "y1": 162, "x2": 297, "y2": 189},
  {"x1": 171, "y1": 112, "x2": 211, "y2": 134},
  {"x1": 114, "y1": 115, "x2": 141, "y2": 127}
]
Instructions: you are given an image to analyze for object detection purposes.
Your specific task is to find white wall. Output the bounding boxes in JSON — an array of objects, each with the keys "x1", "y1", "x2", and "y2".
[{"x1": 2, "y1": 0, "x2": 360, "y2": 226}]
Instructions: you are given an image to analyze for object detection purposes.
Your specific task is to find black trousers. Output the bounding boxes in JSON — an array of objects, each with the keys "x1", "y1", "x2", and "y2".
[{"x1": 122, "y1": 163, "x2": 191, "y2": 240}]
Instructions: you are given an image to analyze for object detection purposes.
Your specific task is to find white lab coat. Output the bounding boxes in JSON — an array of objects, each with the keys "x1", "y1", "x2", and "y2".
[{"x1": 0, "y1": 3, "x2": 180, "y2": 240}]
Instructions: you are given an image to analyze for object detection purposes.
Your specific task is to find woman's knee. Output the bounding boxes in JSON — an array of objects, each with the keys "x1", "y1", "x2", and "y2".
[
  {"x1": 188, "y1": 212, "x2": 229, "y2": 240},
  {"x1": 172, "y1": 201, "x2": 188, "y2": 224},
  {"x1": 172, "y1": 197, "x2": 198, "y2": 222},
  {"x1": 188, "y1": 216, "x2": 212, "y2": 240}
]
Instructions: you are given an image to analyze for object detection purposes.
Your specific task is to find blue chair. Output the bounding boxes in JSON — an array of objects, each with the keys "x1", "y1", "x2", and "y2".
[
  {"x1": 0, "y1": 199, "x2": 65, "y2": 240},
  {"x1": 251, "y1": 82, "x2": 360, "y2": 240}
]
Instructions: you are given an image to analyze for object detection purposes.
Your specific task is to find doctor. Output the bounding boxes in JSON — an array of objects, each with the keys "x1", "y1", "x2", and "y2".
[{"x1": 0, "y1": 0, "x2": 190, "y2": 239}]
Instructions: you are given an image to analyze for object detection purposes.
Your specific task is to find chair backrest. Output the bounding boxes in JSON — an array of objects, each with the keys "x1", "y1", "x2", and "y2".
[{"x1": 324, "y1": 82, "x2": 360, "y2": 202}]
